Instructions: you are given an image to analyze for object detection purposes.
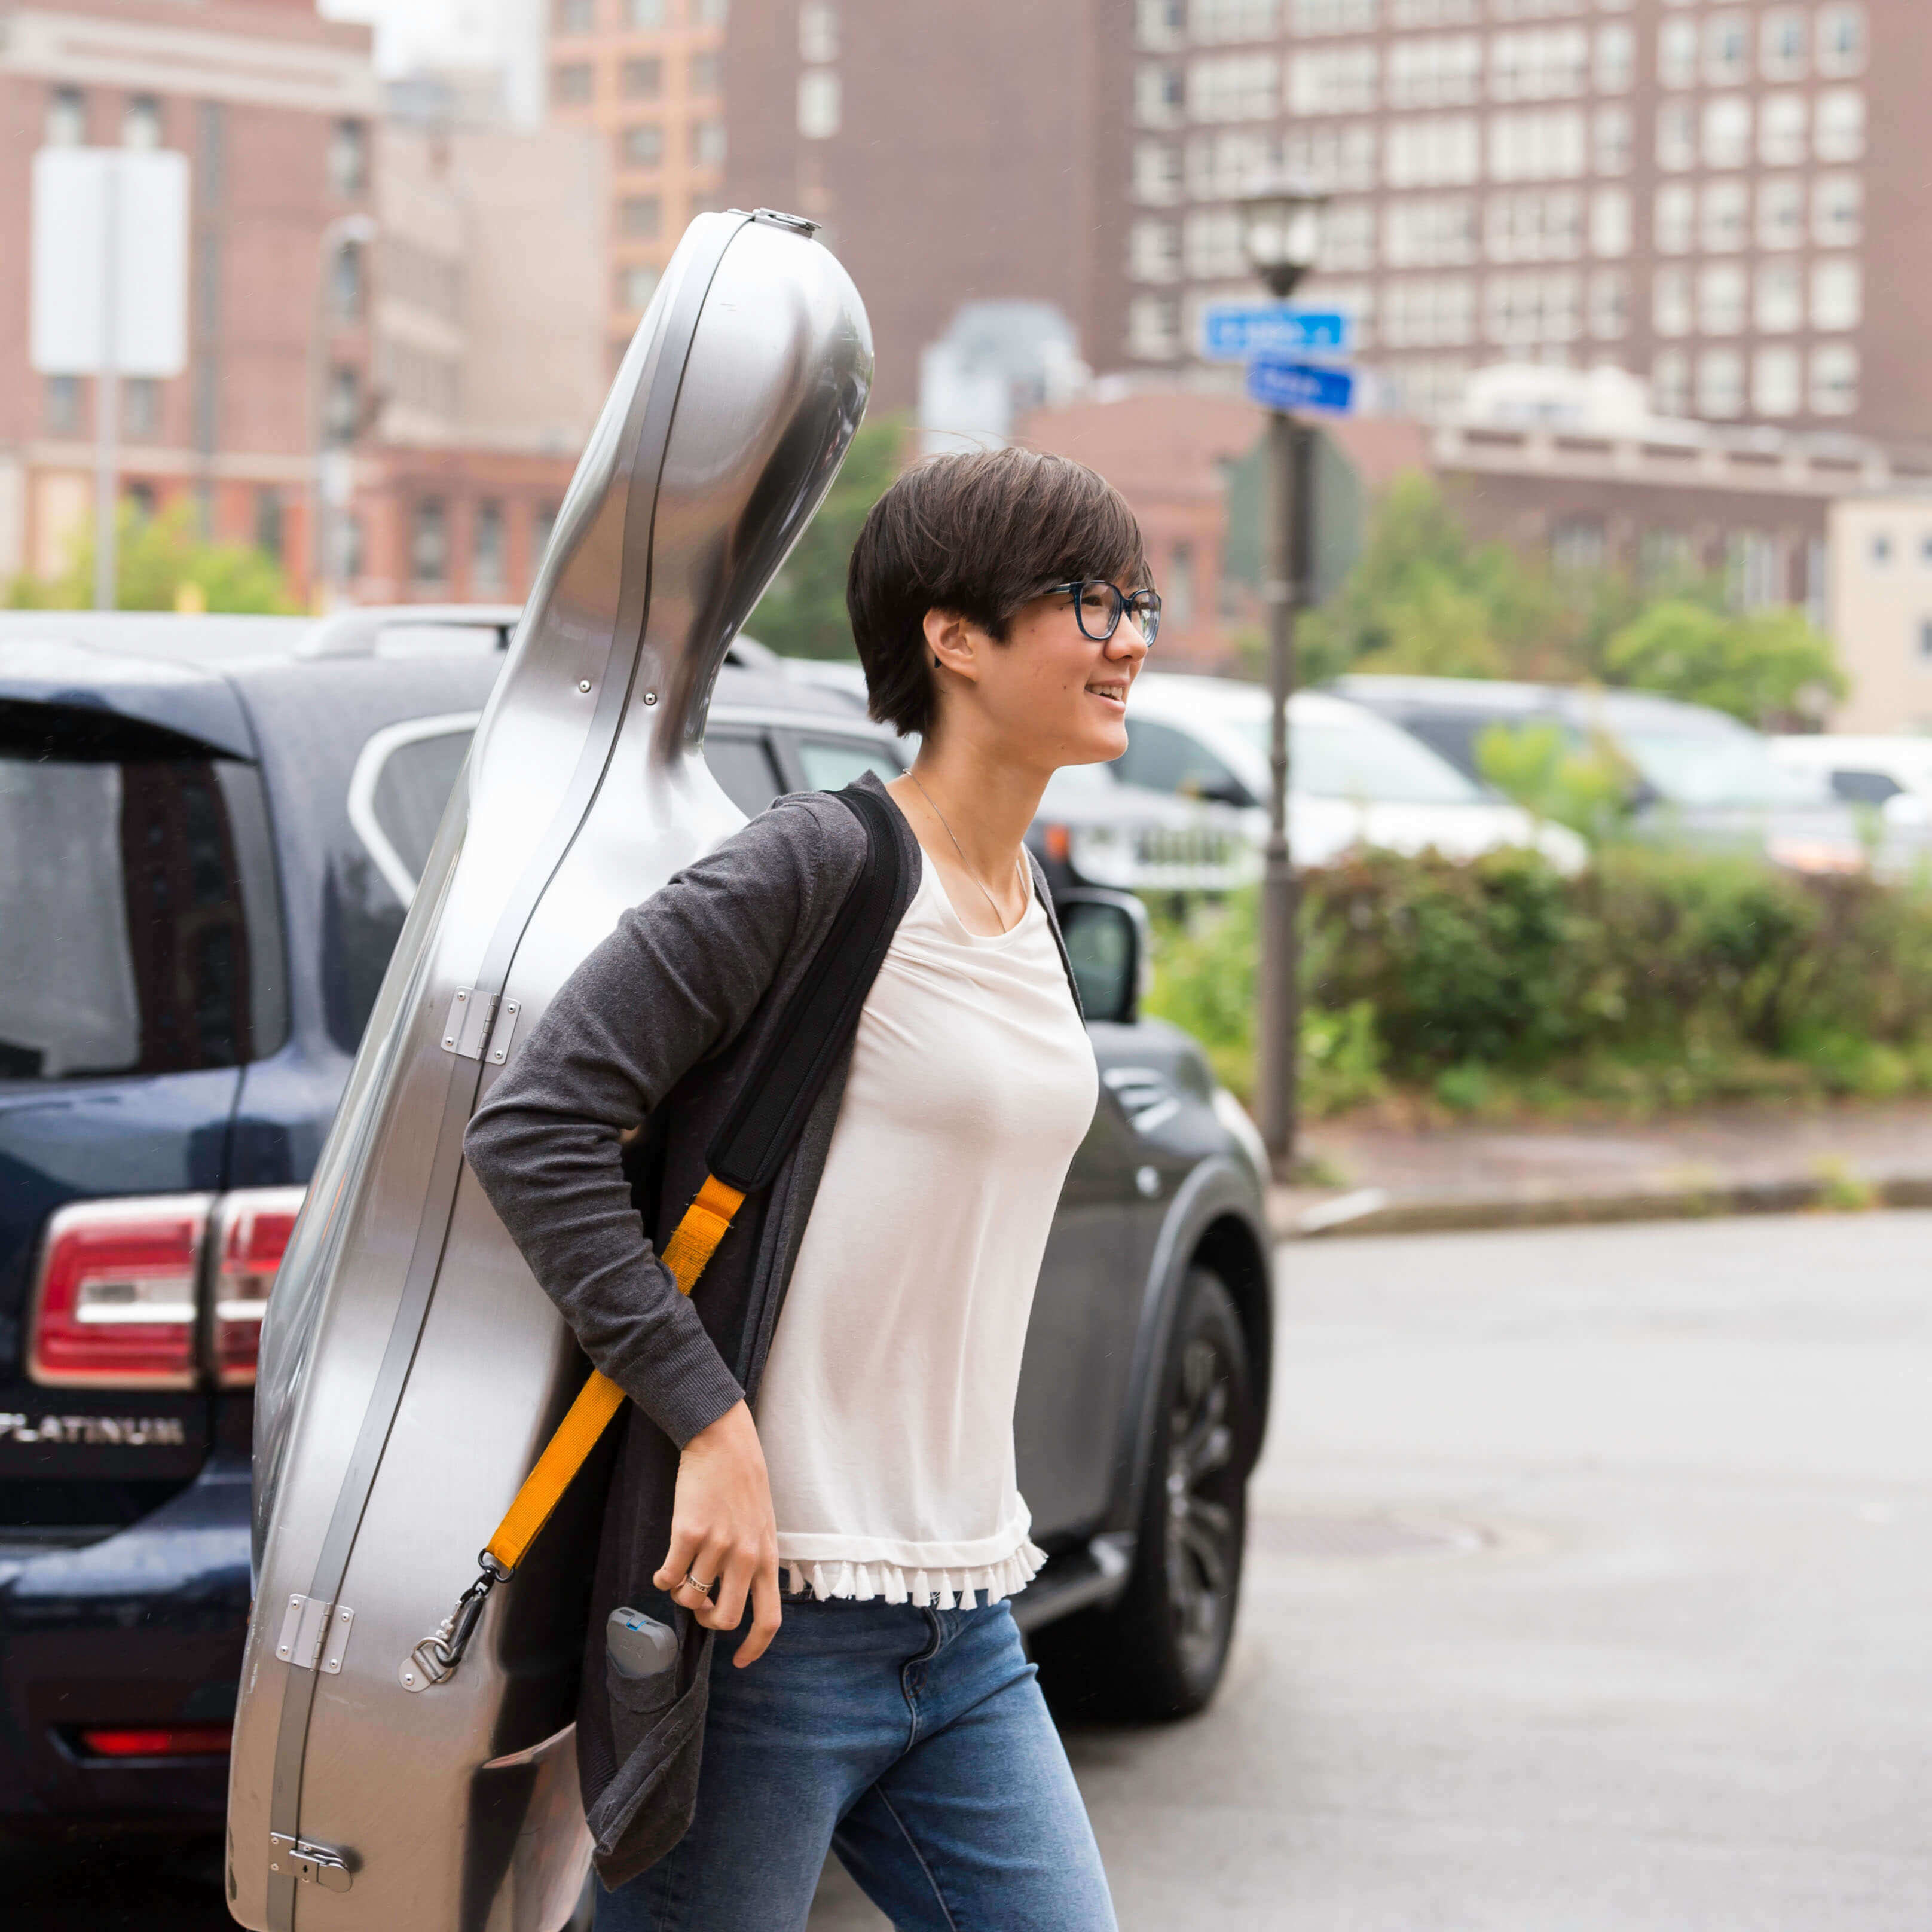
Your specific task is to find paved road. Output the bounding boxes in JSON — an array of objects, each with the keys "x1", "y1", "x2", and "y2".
[
  {"x1": 814, "y1": 1212, "x2": 1932, "y2": 1930},
  {"x1": 10, "y1": 1213, "x2": 1927, "y2": 1928}
]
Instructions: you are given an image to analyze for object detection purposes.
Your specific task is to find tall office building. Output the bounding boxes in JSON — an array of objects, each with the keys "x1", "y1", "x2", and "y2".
[
  {"x1": 1123, "y1": 0, "x2": 1932, "y2": 443},
  {"x1": 544, "y1": 0, "x2": 729, "y2": 371}
]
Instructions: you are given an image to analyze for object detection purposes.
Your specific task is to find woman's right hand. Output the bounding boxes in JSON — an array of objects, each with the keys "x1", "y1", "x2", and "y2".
[{"x1": 654, "y1": 1398, "x2": 782, "y2": 1667}]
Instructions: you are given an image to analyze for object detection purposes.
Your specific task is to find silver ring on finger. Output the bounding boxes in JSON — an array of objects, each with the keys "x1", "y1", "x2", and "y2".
[{"x1": 682, "y1": 1568, "x2": 716, "y2": 1596}]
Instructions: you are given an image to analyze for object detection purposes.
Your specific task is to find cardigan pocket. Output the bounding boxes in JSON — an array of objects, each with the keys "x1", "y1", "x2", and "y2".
[{"x1": 585, "y1": 1623, "x2": 714, "y2": 1891}]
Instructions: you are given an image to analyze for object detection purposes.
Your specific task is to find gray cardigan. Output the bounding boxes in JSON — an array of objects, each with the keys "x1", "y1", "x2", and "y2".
[{"x1": 461, "y1": 771, "x2": 1078, "y2": 1881}]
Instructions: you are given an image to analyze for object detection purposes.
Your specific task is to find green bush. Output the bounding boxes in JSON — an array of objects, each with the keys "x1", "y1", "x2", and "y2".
[{"x1": 1144, "y1": 846, "x2": 1932, "y2": 1117}]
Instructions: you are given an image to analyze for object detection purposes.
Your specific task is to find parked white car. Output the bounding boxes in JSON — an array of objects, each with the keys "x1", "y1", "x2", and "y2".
[
  {"x1": 1116, "y1": 672, "x2": 1590, "y2": 872},
  {"x1": 1769, "y1": 734, "x2": 1932, "y2": 829}
]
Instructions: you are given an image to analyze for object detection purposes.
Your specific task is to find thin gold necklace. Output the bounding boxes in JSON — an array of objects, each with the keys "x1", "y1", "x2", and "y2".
[{"x1": 907, "y1": 769, "x2": 1025, "y2": 934}]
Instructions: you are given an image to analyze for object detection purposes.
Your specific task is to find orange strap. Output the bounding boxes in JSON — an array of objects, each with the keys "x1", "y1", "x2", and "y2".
[{"x1": 484, "y1": 1173, "x2": 746, "y2": 1575}]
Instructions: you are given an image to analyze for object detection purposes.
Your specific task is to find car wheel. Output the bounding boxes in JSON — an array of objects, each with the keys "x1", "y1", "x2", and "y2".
[{"x1": 1036, "y1": 1265, "x2": 1253, "y2": 1721}]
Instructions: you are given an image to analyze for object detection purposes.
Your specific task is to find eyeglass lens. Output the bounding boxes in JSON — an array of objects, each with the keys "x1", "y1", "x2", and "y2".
[{"x1": 1073, "y1": 583, "x2": 1161, "y2": 647}]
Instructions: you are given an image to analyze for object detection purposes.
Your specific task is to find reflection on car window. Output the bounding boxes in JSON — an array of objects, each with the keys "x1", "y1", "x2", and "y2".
[
  {"x1": 1236, "y1": 714, "x2": 1482, "y2": 806},
  {"x1": 1831, "y1": 768, "x2": 1904, "y2": 806},
  {"x1": 705, "y1": 733, "x2": 783, "y2": 815},
  {"x1": 1115, "y1": 718, "x2": 1252, "y2": 805},
  {"x1": 1617, "y1": 730, "x2": 1819, "y2": 810},
  {"x1": 0, "y1": 735, "x2": 285, "y2": 1079},
  {"x1": 346, "y1": 715, "x2": 477, "y2": 906},
  {"x1": 795, "y1": 737, "x2": 902, "y2": 793}
]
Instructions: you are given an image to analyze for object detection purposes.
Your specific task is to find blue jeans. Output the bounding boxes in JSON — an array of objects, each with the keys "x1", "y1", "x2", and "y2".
[{"x1": 594, "y1": 1593, "x2": 1117, "y2": 1932}]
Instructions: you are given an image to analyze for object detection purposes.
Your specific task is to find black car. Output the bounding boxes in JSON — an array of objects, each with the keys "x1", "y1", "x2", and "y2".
[{"x1": 1, "y1": 607, "x2": 1274, "y2": 1845}]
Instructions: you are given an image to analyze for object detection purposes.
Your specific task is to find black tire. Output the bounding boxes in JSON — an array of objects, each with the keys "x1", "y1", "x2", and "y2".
[{"x1": 1035, "y1": 1265, "x2": 1253, "y2": 1722}]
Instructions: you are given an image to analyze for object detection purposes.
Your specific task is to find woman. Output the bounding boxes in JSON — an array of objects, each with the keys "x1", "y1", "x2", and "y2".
[{"x1": 464, "y1": 446, "x2": 1158, "y2": 1930}]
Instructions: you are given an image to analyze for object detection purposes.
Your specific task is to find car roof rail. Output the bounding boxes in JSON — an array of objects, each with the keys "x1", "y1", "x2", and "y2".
[{"x1": 296, "y1": 603, "x2": 522, "y2": 660}]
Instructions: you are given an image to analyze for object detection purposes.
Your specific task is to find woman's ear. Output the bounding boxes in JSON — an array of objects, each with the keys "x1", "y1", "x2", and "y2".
[{"x1": 921, "y1": 608, "x2": 979, "y2": 687}]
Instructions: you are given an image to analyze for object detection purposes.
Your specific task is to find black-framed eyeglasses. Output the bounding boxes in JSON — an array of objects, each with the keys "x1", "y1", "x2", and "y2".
[{"x1": 1044, "y1": 580, "x2": 1162, "y2": 649}]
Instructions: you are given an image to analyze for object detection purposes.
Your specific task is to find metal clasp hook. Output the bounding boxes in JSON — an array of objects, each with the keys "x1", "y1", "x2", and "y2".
[{"x1": 399, "y1": 1551, "x2": 511, "y2": 1691}]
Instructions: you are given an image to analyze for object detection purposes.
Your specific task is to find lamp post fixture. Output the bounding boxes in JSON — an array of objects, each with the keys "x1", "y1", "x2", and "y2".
[
  {"x1": 308, "y1": 211, "x2": 378, "y2": 611},
  {"x1": 1237, "y1": 177, "x2": 1328, "y2": 1174}
]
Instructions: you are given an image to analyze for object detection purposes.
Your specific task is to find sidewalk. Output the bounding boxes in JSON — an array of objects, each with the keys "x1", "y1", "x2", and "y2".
[{"x1": 1268, "y1": 1098, "x2": 1932, "y2": 1239}]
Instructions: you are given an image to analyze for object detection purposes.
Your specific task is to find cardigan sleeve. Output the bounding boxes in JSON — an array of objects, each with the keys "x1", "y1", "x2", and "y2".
[{"x1": 464, "y1": 798, "x2": 826, "y2": 1448}]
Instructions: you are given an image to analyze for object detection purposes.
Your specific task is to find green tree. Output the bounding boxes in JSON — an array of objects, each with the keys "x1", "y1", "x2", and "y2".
[
  {"x1": 1603, "y1": 599, "x2": 1847, "y2": 728},
  {"x1": 7, "y1": 501, "x2": 295, "y2": 613},
  {"x1": 1475, "y1": 719, "x2": 1633, "y2": 843},
  {"x1": 747, "y1": 414, "x2": 904, "y2": 659}
]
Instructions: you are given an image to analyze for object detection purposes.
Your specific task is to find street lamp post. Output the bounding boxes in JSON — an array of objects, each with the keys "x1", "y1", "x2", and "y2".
[
  {"x1": 308, "y1": 212, "x2": 377, "y2": 610},
  {"x1": 1237, "y1": 179, "x2": 1328, "y2": 1175}
]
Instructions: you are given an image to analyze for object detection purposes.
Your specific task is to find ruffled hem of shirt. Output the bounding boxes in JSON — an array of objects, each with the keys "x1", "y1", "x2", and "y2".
[{"x1": 783, "y1": 1536, "x2": 1047, "y2": 1610}]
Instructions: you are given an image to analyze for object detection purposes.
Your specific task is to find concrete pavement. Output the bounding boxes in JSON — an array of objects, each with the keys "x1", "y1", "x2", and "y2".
[{"x1": 814, "y1": 1212, "x2": 1932, "y2": 1929}]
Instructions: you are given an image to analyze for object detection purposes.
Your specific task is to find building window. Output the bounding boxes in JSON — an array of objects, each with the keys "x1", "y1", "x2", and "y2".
[
  {"x1": 1761, "y1": 8, "x2": 1806, "y2": 81},
  {"x1": 1817, "y1": 4, "x2": 1867, "y2": 78},
  {"x1": 1754, "y1": 346, "x2": 1802, "y2": 418},
  {"x1": 1811, "y1": 259, "x2": 1863, "y2": 332},
  {"x1": 1552, "y1": 518, "x2": 1607, "y2": 574},
  {"x1": 1814, "y1": 175, "x2": 1863, "y2": 249},
  {"x1": 1650, "y1": 351, "x2": 1689, "y2": 418},
  {"x1": 616, "y1": 264, "x2": 661, "y2": 310},
  {"x1": 1182, "y1": 208, "x2": 1243, "y2": 279},
  {"x1": 1193, "y1": 0, "x2": 1280, "y2": 38},
  {"x1": 1652, "y1": 267, "x2": 1691, "y2": 338},
  {"x1": 1757, "y1": 177, "x2": 1803, "y2": 250},
  {"x1": 1594, "y1": 105, "x2": 1631, "y2": 175},
  {"x1": 1134, "y1": 141, "x2": 1183, "y2": 204},
  {"x1": 1701, "y1": 180, "x2": 1747, "y2": 254},
  {"x1": 45, "y1": 86, "x2": 85, "y2": 146},
  {"x1": 1204, "y1": 53, "x2": 1289, "y2": 120},
  {"x1": 332, "y1": 239, "x2": 365, "y2": 322},
  {"x1": 1702, "y1": 97, "x2": 1750, "y2": 170},
  {"x1": 1658, "y1": 17, "x2": 1696, "y2": 88},
  {"x1": 622, "y1": 60, "x2": 661, "y2": 100},
  {"x1": 1130, "y1": 218, "x2": 1181, "y2": 282},
  {"x1": 1595, "y1": 24, "x2": 1634, "y2": 94},
  {"x1": 411, "y1": 499, "x2": 449, "y2": 587},
  {"x1": 690, "y1": 120, "x2": 726, "y2": 166},
  {"x1": 1490, "y1": 27, "x2": 1590, "y2": 103},
  {"x1": 1486, "y1": 188, "x2": 1583, "y2": 263},
  {"x1": 797, "y1": 71, "x2": 840, "y2": 139},
  {"x1": 1696, "y1": 349, "x2": 1744, "y2": 419},
  {"x1": 336, "y1": 513, "x2": 365, "y2": 586},
  {"x1": 123, "y1": 94, "x2": 162, "y2": 149},
  {"x1": 1384, "y1": 195, "x2": 1477, "y2": 267},
  {"x1": 619, "y1": 194, "x2": 661, "y2": 239},
  {"x1": 1127, "y1": 293, "x2": 1181, "y2": 360},
  {"x1": 1704, "y1": 11, "x2": 1748, "y2": 87},
  {"x1": 532, "y1": 502, "x2": 560, "y2": 563},
  {"x1": 255, "y1": 488, "x2": 283, "y2": 562},
  {"x1": 1811, "y1": 344, "x2": 1859, "y2": 415},
  {"x1": 1318, "y1": 199, "x2": 1377, "y2": 270},
  {"x1": 1752, "y1": 94, "x2": 1805, "y2": 169},
  {"x1": 693, "y1": 0, "x2": 727, "y2": 22},
  {"x1": 1292, "y1": 0, "x2": 1375, "y2": 29},
  {"x1": 1386, "y1": 116, "x2": 1481, "y2": 188},
  {"x1": 1653, "y1": 183, "x2": 1694, "y2": 255},
  {"x1": 556, "y1": 0, "x2": 595, "y2": 31},
  {"x1": 552, "y1": 63, "x2": 593, "y2": 104},
  {"x1": 329, "y1": 119, "x2": 368, "y2": 198},
  {"x1": 473, "y1": 500, "x2": 505, "y2": 594},
  {"x1": 1589, "y1": 269, "x2": 1627, "y2": 340},
  {"x1": 626, "y1": 0, "x2": 665, "y2": 22},
  {"x1": 1166, "y1": 542, "x2": 1195, "y2": 630},
  {"x1": 123, "y1": 377, "x2": 160, "y2": 439},
  {"x1": 1698, "y1": 263, "x2": 1746, "y2": 335},
  {"x1": 1815, "y1": 88, "x2": 1866, "y2": 164},
  {"x1": 1655, "y1": 100, "x2": 1695, "y2": 172},
  {"x1": 1382, "y1": 276, "x2": 1476, "y2": 347},
  {"x1": 1136, "y1": 62, "x2": 1185, "y2": 127},
  {"x1": 1488, "y1": 108, "x2": 1587, "y2": 182},
  {"x1": 1484, "y1": 270, "x2": 1581, "y2": 346},
  {"x1": 45, "y1": 374, "x2": 83, "y2": 435},
  {"x1": 619, "y1": 123, "x2": 664, "y2": 169},
  {"x1": 1919, "y1": 619, "x2": 1932, "y2": 665},
  {"x1": 800, "y1": 1, "x2": 839, "y2": 60},
  {"x1": 1387, "y1": 35, "x2": 1482, "y2": 109},
  {"x1": 1756, "y1": 259, "x2": 1803, "y2": 332},
  {"x1": 690, "y1": 51, "x2": 722, "y2": 95},
  {"x1": 325, "y1": 366, "x2": 360, "y2": 442},
  {"x1": 1137, "y1": 0, "x2": 1184, "y2": 48}
]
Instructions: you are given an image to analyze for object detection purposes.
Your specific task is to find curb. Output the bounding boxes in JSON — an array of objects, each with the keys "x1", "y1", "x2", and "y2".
[{"x1": 1270, "y1": 1173, "x2": 1932, "y2": 1240}]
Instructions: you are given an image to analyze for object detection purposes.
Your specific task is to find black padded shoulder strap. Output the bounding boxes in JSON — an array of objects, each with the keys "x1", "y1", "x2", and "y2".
[{"x1": 705, "y1": 784, "x2": 904, "y2": 1192}]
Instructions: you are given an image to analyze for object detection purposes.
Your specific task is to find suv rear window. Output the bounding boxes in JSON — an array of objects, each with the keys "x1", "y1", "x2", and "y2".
[{"x1": 0, "y1": 703, "x2": 286, "y2": 1080}]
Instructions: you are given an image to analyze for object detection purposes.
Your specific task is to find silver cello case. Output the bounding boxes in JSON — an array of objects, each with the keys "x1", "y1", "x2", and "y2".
[{"x1": 229, "y1": 210, "x2": 872, "y2": 1931}]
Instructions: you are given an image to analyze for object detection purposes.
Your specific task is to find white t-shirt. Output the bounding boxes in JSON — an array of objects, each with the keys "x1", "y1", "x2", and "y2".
[{"x1": 753, "y1": 853, "x2": 1098, "y2": 1609}]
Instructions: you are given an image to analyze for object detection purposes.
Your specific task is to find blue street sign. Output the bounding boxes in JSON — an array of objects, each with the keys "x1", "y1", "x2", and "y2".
[
  {"x1": 1245, "y1": 354, "x2": 1358, "y2": 415},
  {"x1": 1200, "y1": 302, "x2": 1355, "y2": 362}
]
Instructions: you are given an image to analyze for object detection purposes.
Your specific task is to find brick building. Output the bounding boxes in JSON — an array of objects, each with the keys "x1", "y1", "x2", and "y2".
[
  {"x1": 0, "y1": 0, "x2": 378, "y2": 586},
  {"x1": 544, "y1": 0, "x2": 729, "y2": 374},
  {"x1": 1123, "y1": 0, "x2": 1932, "y2": 445},
  {"x1": 716, "y1": 0, "x2": 1133, "y2": 412}
]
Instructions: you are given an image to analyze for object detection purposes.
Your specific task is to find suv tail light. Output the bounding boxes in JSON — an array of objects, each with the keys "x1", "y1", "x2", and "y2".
[
  {"x1": 211, "y1": 1187, "x2": 307, "y2": 1387},
  {"x1": 28, "y1": 1196, "x2": 213, "y2": 1389},
  {"x1": 27, "y1": 1186, "x2": 307, "y2": 1390}
]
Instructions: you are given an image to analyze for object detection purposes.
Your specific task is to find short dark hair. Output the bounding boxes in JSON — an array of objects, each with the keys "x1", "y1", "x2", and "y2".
[{"x1": 846, "y1": 447, "x2": 1148, "y2": 738}]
